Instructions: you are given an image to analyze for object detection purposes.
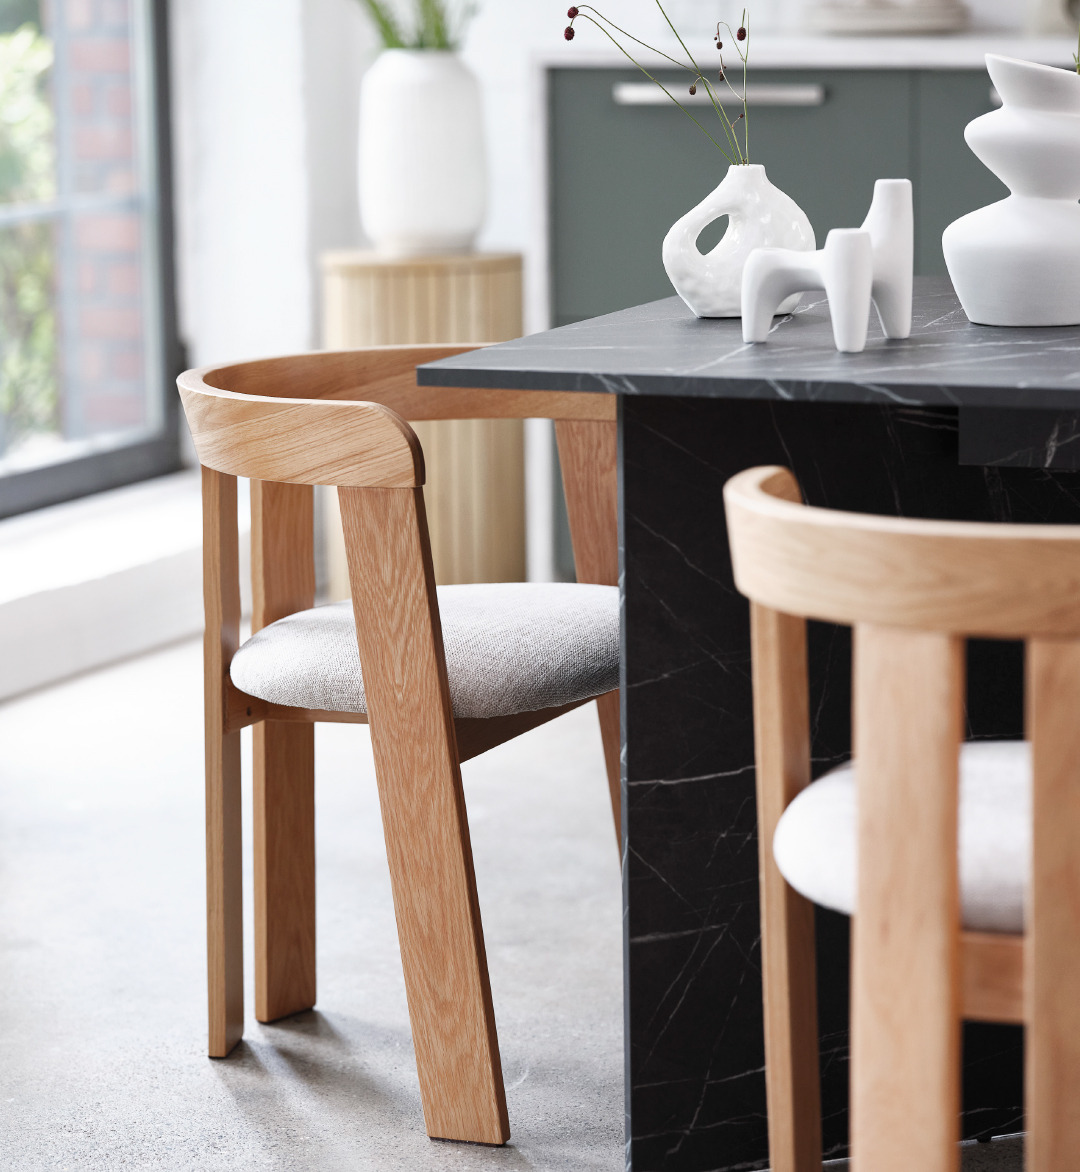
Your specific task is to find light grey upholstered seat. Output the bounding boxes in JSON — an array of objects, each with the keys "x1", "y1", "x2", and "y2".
[
  {"x1": 773, "y1": 740, "x2": 1030, "y2": 934},
  {"x1": 230, "y1": 581, "x2": 619, "y2": 720}
]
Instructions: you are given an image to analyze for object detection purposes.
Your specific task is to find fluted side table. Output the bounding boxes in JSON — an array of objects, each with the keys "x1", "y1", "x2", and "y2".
[{"x1": 320, "y1": 250, "x2": 525, "y2": 595}]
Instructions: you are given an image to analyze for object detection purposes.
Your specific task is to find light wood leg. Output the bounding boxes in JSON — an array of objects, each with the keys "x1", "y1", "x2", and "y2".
[
  {"x1": 851, "y1": 625, "x2": 963, "y2": 1172},
  {"x1": 750, "y1": 603, "x2": 822, "y2": 1172},
  {"x1": 1026, "y1": 639, "x2": 1080, "y2": 1172},
  {"x1": 254, "y1": 721, "x2": 316, "y2": 1022},
  {"x1": 594, "y1": 691, "x2": 622, "y2": 850},
  {"x1": 203, "y1": 466, "x2": 244, "y2": 1057},
  {"x1": 339, "y1": 484, "x2": 509, "y2": 1145},
  {"x1": 250, "y1": 480, "x2": 317, "y2": 1023}
]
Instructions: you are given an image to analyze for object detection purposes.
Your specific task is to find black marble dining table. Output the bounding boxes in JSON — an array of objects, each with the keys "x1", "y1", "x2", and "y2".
[{"x1": 419, "y1": 277, "x2": 1080, "y2": 1172}]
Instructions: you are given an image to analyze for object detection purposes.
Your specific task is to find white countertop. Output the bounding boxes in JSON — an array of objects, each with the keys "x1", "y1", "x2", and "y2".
[{"x1": 540, "y1": 33, "x2": 1076, "y2": 70}]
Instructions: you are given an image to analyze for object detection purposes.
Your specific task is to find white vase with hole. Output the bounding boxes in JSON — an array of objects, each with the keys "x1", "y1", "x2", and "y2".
[
  {"x1": 359, "y1": 50, "x2": 486, "y2": 255},
  {"x1": 662, "y1": 163, "x2": 815, "y2": 318},
  {"x1": 942, "y1": 54, "x2": 1080, "y2": 327}
]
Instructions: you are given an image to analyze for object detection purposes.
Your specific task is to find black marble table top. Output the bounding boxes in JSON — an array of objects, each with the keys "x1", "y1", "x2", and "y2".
[{"x1": 418, "y1": 276, "x2": 1080, "y2": 410}]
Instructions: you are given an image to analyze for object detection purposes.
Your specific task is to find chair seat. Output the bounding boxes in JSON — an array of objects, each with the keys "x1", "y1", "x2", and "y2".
[
  {"x1": 230, "y1": 581, "x2": 619, "y2": 720},
  {"x1": 773, "y1": 740, "x2": 1030, "y2": 934}
]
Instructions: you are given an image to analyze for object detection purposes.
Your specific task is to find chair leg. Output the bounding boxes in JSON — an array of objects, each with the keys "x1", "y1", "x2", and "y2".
[
  {"x1": 207, "y1": 725, "x2": 244, "y2": 1057},
  {"x1": 751, "y1": 604, "x2": 821, "y2": 1172},
  {"x1": 340, "y1": 484, "x2": 509, "y2": 1145},
  {"x1": 851, "y1": 626, "x2": 963, "y2": 1172},
  {"x1": 254, "y1": 721, "x2": 316, "y2": 1023},
  {"x1": 1026, "y1": 640, "x2": 1080, "y2": 1172},
  {"x1": 595, "y1": 691, "x2": 622, "y2": 852}
]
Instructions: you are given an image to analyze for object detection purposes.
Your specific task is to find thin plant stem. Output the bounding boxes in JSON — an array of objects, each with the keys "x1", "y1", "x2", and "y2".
[{"x1": 576, "y1": 13, "x2": 735, "y2": 163}]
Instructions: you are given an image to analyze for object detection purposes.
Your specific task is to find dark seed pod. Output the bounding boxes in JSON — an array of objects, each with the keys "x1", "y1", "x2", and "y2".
[
  {"x1": 717, "y1": 70, "x2": 725, "y2": 81},
  {"x1": 567, "y1": 6, "x2": 578, "y2": 17},
  {"x1": 564, "y1": 25, "x2": 575, "y2": 40},
  {"x1": 737, "y1": 26, "x2": 746, "y2": 39},
  {"x1": 716, "y1": 40, "x2": 723, "y2": 49},
  {"x1": 689, "y1": 83, "x2": 697, "y2": 95}
]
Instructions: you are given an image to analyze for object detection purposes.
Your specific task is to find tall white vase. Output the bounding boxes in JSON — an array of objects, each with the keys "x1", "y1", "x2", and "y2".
[
  {"x1": 662, "y1": 164, "x2": 815, "y2": 318},
  {"x1": 942, "y1": 54, "x2": 1080, "y2": 327},
  {"x1": 359, "y1": 50, "x2": 486, "y2": 256}
]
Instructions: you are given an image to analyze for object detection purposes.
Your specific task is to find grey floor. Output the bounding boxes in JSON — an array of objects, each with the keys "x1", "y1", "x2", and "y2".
[{"x1": 0, "y1": 640, "x2": 1025, "y2": 1171}]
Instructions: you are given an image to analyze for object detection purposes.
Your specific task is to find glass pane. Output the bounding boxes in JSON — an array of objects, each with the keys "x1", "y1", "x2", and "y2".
[{"x1": 0, "y1": 0, "x2": 163, "y2": 480}]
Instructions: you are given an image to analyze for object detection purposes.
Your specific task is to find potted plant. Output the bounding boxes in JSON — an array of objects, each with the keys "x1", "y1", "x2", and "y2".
[{"x1": 357, "y1": 1, "x2": 484, "y2": 255}]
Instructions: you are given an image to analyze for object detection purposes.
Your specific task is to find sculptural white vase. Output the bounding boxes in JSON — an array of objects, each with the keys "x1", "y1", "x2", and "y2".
[
  {"x1": 662, "y1": 164, "x2": 815, "y2": 318},
  {"x1": 942, "y1": 54, "x2": 1080, "y2": 327},
  {"x1": 359, "y1": 50, "x2": 486, "y2": 255}
]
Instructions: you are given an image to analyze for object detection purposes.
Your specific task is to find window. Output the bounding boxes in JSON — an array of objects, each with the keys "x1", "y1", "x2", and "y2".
[{"x1": 0, "y1": 0, "x2": 179, "y2": 519}]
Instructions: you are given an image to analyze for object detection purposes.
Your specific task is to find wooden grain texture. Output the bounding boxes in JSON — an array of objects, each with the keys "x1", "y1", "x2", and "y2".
[
  {"x1": 251, "y1": 481, "x2": 317, "y2": 1023},
  {"x1": 322, "y1": 254, "x2": 524, "y2": 589},
  {"x1": 750, "y1": 600, "x2": 822, "y2": 1172},
  {"x1": 851, "y1": 624, "x2": 963, "y2": 1172},
  {"x1": 725, "y1": 464, "x2": 1080, "y2": 637},
  {"x1": 339, "y1": 483, "x2": 509, "y2": 1145},
  {"x1": 454, "y1": 696, "x2": 598, "y2": 764},
  {"x1": 555, "y1": 419, "x2": 621, "y2": 845},
  {"x1": 961, "y1": 932, "x2": 1023, "y2": 1024},
  {"x1": 202, "y1": 466, "x2": 244, "y2": 1058},
  {"x1": 1026, "y1": 638, "x2": 1080, "y2": 1172},
  {"x1": 178, "y1": 375, "x2": 423, "y2": 488}
]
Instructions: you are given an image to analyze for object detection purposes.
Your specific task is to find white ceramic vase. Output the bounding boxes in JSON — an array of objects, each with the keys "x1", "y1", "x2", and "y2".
[
  {"x1": 942, "y1": 54, "x2": 1080, "y2": 327},
  {"x1": 359, "y1": 50, "x2": 486, "y2": 256},
  {"x1": 662, "y1": 164, "x2": 815, "y2": 318}
]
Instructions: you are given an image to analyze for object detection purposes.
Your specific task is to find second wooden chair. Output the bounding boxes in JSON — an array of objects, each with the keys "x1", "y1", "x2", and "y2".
[
  {"x1": 724, "y1": 465, "x2": 1080, "y2": 1172},
  {"x1": 177, "y1": 345, "x2": 621, "y2": 1146}
]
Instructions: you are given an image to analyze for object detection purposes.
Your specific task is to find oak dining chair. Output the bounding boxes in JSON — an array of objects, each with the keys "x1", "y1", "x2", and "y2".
[
  {"x1": 176, "y1": 344, "x2": 621, "y2": 1146},
  {"x1": 724, "y1": 465, "x2": 1080, "y2": 1172}
]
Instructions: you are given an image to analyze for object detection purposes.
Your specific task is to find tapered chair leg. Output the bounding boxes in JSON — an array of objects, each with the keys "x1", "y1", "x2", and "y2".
[
  {"x1": 595, "y1": 691, "x2": 622, "y2": 851},
  {"x1": 254, "y1": 721, "x2": 316, "y2": 1022},
  {"x1": 851, "y1": 626, "x2": 963, "y2": 1172},
  {"x1": 1026, "y1": 640, "x2": 1080, "y2": 1172},
  {"x1": 203, "y1": 465, "x2": 244, "y2": 1057},
  {"x1": 340, "y1": 484, "x2": 509, "y2": 1145}
]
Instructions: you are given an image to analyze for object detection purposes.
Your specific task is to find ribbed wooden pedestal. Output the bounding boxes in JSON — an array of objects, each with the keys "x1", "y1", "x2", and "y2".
[{"x1": 320, "y1": 251, "x2": 525, "y2": 594}]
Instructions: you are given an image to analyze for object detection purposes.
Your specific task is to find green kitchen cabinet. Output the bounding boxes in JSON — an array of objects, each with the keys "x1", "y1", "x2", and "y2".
[{"x1": 548, "y1": 67, "x2": 1005, "y2": 325}]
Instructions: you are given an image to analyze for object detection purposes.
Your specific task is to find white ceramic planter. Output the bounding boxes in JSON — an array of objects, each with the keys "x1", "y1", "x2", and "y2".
[
  {"x1": 942, "y1": 54, "x2": 1080, "y2": 327},
  {"x1": 359, "y1": 50, "x2": 486, "y2": 256},
  {"x1": 662, "y1": 164, "x2": 815, "y2": 318}
]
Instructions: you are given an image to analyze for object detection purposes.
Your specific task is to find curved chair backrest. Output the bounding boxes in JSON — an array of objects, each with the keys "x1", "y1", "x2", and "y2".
[
  {"x1": 725, "y1": 464, "x2": 1080, "y2": 1172},
  {"x1": 724, "y1": 464, "x2": 1080, "y2": 638}
]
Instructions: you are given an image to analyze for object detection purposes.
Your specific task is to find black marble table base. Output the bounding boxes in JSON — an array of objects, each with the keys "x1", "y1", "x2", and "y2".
[{"x1": 620, "y1": 396, "x2": 1077, "y2": 1171}]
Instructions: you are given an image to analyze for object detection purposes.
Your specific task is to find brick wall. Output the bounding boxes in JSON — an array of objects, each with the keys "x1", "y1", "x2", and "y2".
[{"x1": 53, "y1": 0, "x2": 150, "y2": 439}]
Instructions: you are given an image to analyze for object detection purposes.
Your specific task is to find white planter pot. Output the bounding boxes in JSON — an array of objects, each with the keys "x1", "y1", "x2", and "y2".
[
  {"x1": 943, "y1": 54, "x2": 1080, "y2": 327},
  {"x1": 359, "y1": 50, "x2": 486, "y2": 256},
  {"x1": 662, "y1": 164, "x2": 815, "y2": 318}
]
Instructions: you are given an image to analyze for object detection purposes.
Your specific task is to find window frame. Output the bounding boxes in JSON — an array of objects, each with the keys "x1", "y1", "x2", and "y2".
[{"x1": 0, "y1": 0, "x2": 182, "y2": 521}]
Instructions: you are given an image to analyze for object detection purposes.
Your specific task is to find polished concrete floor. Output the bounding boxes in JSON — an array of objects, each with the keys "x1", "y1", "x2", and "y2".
[{"x1": 0, "y1": 640, "x2": 1025, "y2": 1171}]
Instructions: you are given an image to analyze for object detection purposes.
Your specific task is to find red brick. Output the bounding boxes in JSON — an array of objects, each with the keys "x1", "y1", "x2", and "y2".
[
  {"x1": 84, "y1": 397, "x2": 146, "y2": 428},
  {"x1": 80, "y1": 306, "x2": 142, "y2": 340},
  {"x1": 72, "y1": 82, "x2": 96, "y2": 115},
  {"x1": 79, "y1": 344, "x2": 107, "y2": 381},
  {"x1": 68, "y1": 0, "x2": 96, "y2": 31},
  {"x1": 111, "y1": 349, "x2": 144, "y2": 380},
  {"x1": 105, "y1": 83, "x2": 131, "y2": 118},
  {"x1": 76, "y1": 214, "x2": 139, "y2": 251},
  {"x1": 70, "y1": 39, "x2": 130, "y2": 73},
  {"x1": 100, "y1": 0, "x2": 131, "y2": 30},
  {"x1": 75, "y1": 125, "x2": 133, "y2": 161},
  {"x1": 105, "y1": 168, "x2": 136, "y2": 196},
  {"x1": 78, "y1": 261, "x2": 99, "y2": 294},
  {"x1": 107, "y1": 262, "x2": 140, "y2": 296}
]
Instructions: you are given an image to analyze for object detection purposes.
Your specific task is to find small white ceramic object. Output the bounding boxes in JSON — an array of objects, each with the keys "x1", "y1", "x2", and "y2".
[
  {"x1": 662, "y1": 163, "x2": 815, "y2": 319},
  {"x1": 942, "y1": 54, "x2": 1080, "y2": 327},
  {"x1": 359, "y1": 50, "x2": 486, "y2": 255},
  {"x1": 741, "y1": 178, "x2": 914, "y2": 353}
]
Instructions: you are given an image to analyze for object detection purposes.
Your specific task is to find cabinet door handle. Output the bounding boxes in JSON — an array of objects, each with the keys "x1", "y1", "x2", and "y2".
[{"x1": 612, "y1": 82, "x2": 826, "y2": 107}]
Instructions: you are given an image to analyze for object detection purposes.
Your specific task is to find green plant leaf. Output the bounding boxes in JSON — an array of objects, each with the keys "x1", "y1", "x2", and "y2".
[{"x1": 358, "y1": 0, "x2": 406, "y2": 48}]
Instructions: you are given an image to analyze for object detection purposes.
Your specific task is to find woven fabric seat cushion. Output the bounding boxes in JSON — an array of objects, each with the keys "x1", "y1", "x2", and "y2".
[
  {"x1": 230, "y1": 581, "x2": 619, "y2": 720},
  {"x1": 773, "y1": 740, "x2": 1030, "y2": 934}
]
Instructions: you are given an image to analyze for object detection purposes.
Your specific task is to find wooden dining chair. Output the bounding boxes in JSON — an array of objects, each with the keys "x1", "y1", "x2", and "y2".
[
  {"x1": 723, "y1": 465, "x2": 1080, "y2": 1172},
  {"x1": 176, "y1": 345, "x2": 621, "y2": 1147}
]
